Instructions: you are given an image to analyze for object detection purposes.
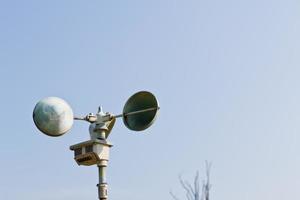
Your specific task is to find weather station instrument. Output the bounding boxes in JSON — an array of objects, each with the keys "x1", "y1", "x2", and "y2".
[{"x1": 32, "y1": 91, "x2": 160, "y2": 200}]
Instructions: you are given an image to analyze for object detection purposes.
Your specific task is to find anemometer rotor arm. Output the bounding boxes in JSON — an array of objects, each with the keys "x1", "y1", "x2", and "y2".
[
  {"x1": 74, "y1": 106, "x2": 160, "y2": 122},
  {"x1": 74, "y1": 114, "x2": 97, "y2": 122},
  {"x1": 74, "y1": 109, "x2": 112, "y2": 124},
  {"x1": 113, "y1": 106, "x2": 160, "y2": 118}
]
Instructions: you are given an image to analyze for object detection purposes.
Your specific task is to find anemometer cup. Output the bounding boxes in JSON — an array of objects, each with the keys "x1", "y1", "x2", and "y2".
[
  {"x1": 122, "y1": 91, "x2": 159, "y2": 131},
  {"x1": 33, "y1": 97, "x2": 74, "y2": 137}
]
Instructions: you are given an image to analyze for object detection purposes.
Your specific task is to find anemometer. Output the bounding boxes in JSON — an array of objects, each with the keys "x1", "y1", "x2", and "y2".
[{"x1": 33, "y1": 91, "x2": 160, "y2": 200}]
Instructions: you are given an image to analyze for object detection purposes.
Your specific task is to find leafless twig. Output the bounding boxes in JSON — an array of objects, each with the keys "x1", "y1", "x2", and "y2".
[{"x1": 170, "y1": 162, "x2": 212, "y2": 200}]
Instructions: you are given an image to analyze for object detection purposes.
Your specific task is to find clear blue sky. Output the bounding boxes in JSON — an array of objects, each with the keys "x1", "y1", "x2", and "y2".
[{"x1": 1, "y1": 0, "x2": 300, "y2": 199}]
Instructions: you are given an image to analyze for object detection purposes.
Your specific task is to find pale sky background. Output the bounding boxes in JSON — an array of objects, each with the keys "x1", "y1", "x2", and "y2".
[{"x1": 1, "y1": 0, "x2": 300, "y2": 200}]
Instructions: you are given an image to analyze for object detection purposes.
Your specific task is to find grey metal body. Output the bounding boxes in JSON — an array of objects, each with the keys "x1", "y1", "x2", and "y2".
[
  {"x1": 70, "y1": 126, "x2": 112, "y2": 199},
  {"x1": 70, "y1": 91, "x2": 160, "y2": 200}
]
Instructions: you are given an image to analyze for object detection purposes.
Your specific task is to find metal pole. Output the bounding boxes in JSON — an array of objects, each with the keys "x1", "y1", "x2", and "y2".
[
  {"x1": 97, "y1": 162, "x2": 108, "y2": 200},
  {"x1": 97, "y1": 129, "x2": 109, "y2": 200},
  {"x1": 114, "y1": 106, "x2": 160, "y2": 118}
]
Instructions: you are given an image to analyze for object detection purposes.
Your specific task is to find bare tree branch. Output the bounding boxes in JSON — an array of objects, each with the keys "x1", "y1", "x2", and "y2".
[
  {"x1": 170, "y1": 162, "x2": 212, "y2": 200},
  {"x1": 194, "y1": 171, "x2": 200, "y2": 200},
  {"x1": 179, "y1": 176, "x2": 193, "y2": 200},
  {"x1": 203, "y1": 161, "x2": 212, "y2": 200},
  {"x1": 170, "y1": 191, "x2": 181, "y2": 200}
]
